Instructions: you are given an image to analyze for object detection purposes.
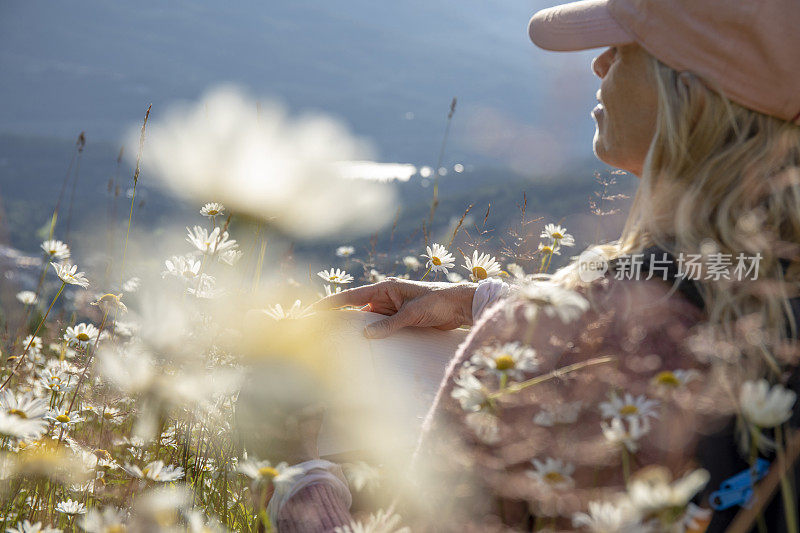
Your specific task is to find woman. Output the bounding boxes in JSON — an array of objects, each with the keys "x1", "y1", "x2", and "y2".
[{"x1": 271, "y1": 0, "x2": 800, "y2": 530}]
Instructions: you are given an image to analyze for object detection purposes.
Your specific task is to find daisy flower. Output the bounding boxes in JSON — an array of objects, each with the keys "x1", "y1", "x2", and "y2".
[
  {"x1": 219, "y1": 249, "x2": 243, "y2": 266},
  {"x1": 572, "y1": 499, "x2": 647, "y2": 532},
  {"x1": 739, "y1": 379, "x2": 796, "y2": 428},
  {"x1": 600, "y1": 393, "x2": 660, "y2": 423},
  {"x1": 421, "y1": 243, "x2": 455, "y2": 275},
  {"x1": 22, "y1": 335, "x2": 43, "y2": 353},
  {"x1": 0, "y1": 411, "x2": 48, "y2": 440},
  {"x1": 64, "y1": 323, "x2": 100, "y2": 348},
  {"x1": 237, "y1": 459, "x2": 303, "y2": 490},
  {"x1": 652, "y1": 369, "x2": 699, "y2": 389},
  {"x1": 6, "y1": 520, "x2": 61, "y2": 533},
  {"x1": 41, "y1": 239, "x2": 71, "y2": 261},
  {"x1": 79, "y1": 507, "x2": 127, "y2": 533},
  {"x1": 40, "y1": 368, "x2": 68, "y2": 393},
  {"x1": 112, "y1": 320, "x2": 137, "y2": 338},
  {"x1": 122, "y1": 277, "x2": 141, "y2": 293},
  {"x1": 317, "y1": 268, "x2": 354, "y2": 284},
  {"x1": 91, "y1": 293, "x2": 127, "y2": 314},
  {"x1": 200, "y1": 202, "x2": 225, "y2": 217},
  {"x1": 446, "y1": 272, "x2": 464, "y2": 283},
  {"x1": 450, "y1": 366, "x2": 490, "y2": 412},
  {"x1": 325, "y1": 284, "x2": 342, "y2": 297},
  {"x1": 55, "y1": 498, "x2": 87, "y2": 515},
  {"x1": 540, "y1": 223, "x2": 575, "y2": 247},
  {"x1": 186, "y1": 225, "x2": 238, "y2": 256},
  {"x1": 186, "y1": 274, "x2": 220, "y2": 299},
  {"x1": 369, "y1": 268, "x2": 385, "y2": 283},
  {"x1": 627, "y1": 468, "x2": 710, "y2": 518},
  {"x1": 402, "y1": 256, "x2": 421, "y2": 271},
  {"x1": 336, "y1": 245, "x2": 355, "y2": 258},
  {"x1": 16, "y1": 291, "x2": 38, "y2": 306},
  {"x1": 50, "y1": 262, "x2": 89, "y2": 288},
  {"x1": 262, "y1": 300, "x2": 311, "y2": 321},
  {"x1": 601, "y1": 416, "x2": 651, "y2": 453},
  {"x1": 123, "y1": 460, "x2": 184, "y2": 482},
  {"x1": 163, "y1": 255, "x2": 201, "y2": 280},
  {"x1": 464, "y1": 250, "x2": 502, "y2": 281},
  {"x1": 470, "y1": 342, "x2": 539, "y2": 381},
  {"x1": 334, "y1": 508, "x2": 408, "y2": 533},
  {"x1": 1, "y1": 390, "x2": 48, "y2": 421},
  {"x1": 46, "y1": 410, "x2": 84, "y2": 430},
  {"x1": 537, "y1": 242, "x2": 561, "y2": 256},
  {"x1": 527, "y1": 457, "x2": 575, "y2": 490},
  {"x1": 518, "y1": 280, "x2": 589, "y2": 324},
  {"x1": 98, "y1": 406, "x2": 126, "y2": 425}
]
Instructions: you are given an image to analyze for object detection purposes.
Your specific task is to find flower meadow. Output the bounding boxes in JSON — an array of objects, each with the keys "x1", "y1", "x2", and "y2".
[
  {"x1": 0, "y1": 205, "x2": 583, "y2": 532},
  {"x1": 0, "y1": 87, "x2": 798, "y2": 533}
]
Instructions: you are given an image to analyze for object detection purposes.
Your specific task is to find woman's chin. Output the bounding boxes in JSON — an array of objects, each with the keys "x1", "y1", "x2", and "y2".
[{"x1": 591, "y1": 134, "x2": 609, "y2": 164}]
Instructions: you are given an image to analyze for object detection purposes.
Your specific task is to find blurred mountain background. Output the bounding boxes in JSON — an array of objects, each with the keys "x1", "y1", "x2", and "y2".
[{"x1": 0, "y1": 0, "x2": 635, "y2": 267}]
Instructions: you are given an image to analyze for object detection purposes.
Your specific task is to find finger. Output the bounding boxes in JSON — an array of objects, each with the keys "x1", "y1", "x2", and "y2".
[
  {"x1": 312, "y1": 284, "x2": 377, "y2": 311},
  {"x1": 364, "y1": 307, "x2": 415, "y2": 339}
]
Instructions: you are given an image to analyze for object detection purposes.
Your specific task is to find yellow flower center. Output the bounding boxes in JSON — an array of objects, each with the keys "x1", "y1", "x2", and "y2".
[
  {"x1": 552, "y1": 232, "x2": 564, "y2": 239},
  {"x1": 472, "y1": 266, "x2": 488, "y2": 280},
  {"x1": 8, "y1": 409, "x2": 27, "y2": 419},
  {"x1": 655, "y1": 371, "x2": 681, "y2": 387},
  {"x1": 544, "y1": 471, "x2": 566, "y2": 484},
  {"x1": 619, "y1": 404, "x2": 639, "y2": 416},
  {"x1": 103, "y1": 411, "x2": 115, "y2": 419},
  {"x1": 494, "y1": 354, "x2": 515, "y2": 371},
  {"x1": 258, "y1": 466, "x2": 280, "y2": 479},
  {"x1": 208, "y1": 209, "x2": 219, "y2": 216},
  {"x1": 56, "y1": 414, "x2": 71, "y2": 423},
  {"x1": 432, "y1": 257, "x2": 442, "y2": 266},
  {"x1": 77, "y1": 333, "x2": 90, "y2": 342},
  {"x1": 541, "y1": 245, "x2": 554, "y2": 254}
]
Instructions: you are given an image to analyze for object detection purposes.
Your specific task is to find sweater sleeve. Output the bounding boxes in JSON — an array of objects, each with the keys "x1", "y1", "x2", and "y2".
[
  {"x1": 276, "y1": 482, "x2": 353, "y2": 533},
  {"x1": 413, "y1": 274, "x2": 726, "y2": 527}
]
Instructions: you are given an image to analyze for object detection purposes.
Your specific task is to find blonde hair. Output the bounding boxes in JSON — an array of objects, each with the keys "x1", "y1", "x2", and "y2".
[{"x1": 554, "y1": 52, "x2": 800, "y2": 375}]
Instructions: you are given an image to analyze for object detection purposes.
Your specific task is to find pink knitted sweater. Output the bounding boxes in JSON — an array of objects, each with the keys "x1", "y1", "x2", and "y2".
[{"x1": 277, "y1": 273, "x2": 736, "y2": 531}]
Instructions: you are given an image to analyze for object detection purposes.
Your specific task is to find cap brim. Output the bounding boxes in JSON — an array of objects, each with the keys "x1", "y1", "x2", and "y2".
[{"x1": 528, "y1": 0, "x2": 634, "y2": 51}]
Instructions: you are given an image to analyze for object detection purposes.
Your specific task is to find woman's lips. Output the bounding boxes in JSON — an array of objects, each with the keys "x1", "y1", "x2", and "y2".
[{"x1": 591, "y1": 103, "x2": 604, "y2": 121}]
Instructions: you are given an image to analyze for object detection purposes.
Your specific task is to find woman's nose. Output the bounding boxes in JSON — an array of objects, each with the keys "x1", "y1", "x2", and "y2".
[{"x1": 592, "y1": 48, "x2": 614, "y2": 78}]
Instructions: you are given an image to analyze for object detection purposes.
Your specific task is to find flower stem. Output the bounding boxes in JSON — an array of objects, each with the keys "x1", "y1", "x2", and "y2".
[
  {"x1": 775, "y1": 424, "x2": 799, "y2": 533},
  {"x1": 488, "y1": 356, "x2": 613, "y2": 399},
  {"x1": 0, "y1": 281, "x2": 66, "y2": 391},
  {"x1": 119, "y1": 105, "x2": 150, "y2": 288},
  {"x1": 621, "y1": 446, "x2": 631, "y2": 482},
  {"x1": 420, "y1": 265, "x2": 433, "y2": 281}
]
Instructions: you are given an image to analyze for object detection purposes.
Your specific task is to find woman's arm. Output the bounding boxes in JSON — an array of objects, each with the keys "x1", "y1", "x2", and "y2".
[{"x1": 313, "y1": 278, "x2": 477, "y2": 338}]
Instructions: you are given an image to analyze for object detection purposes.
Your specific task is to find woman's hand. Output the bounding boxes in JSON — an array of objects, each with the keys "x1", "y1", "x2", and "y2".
[{"x1": 314, "y1": 278, "x2": 477, "y2": 339}]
